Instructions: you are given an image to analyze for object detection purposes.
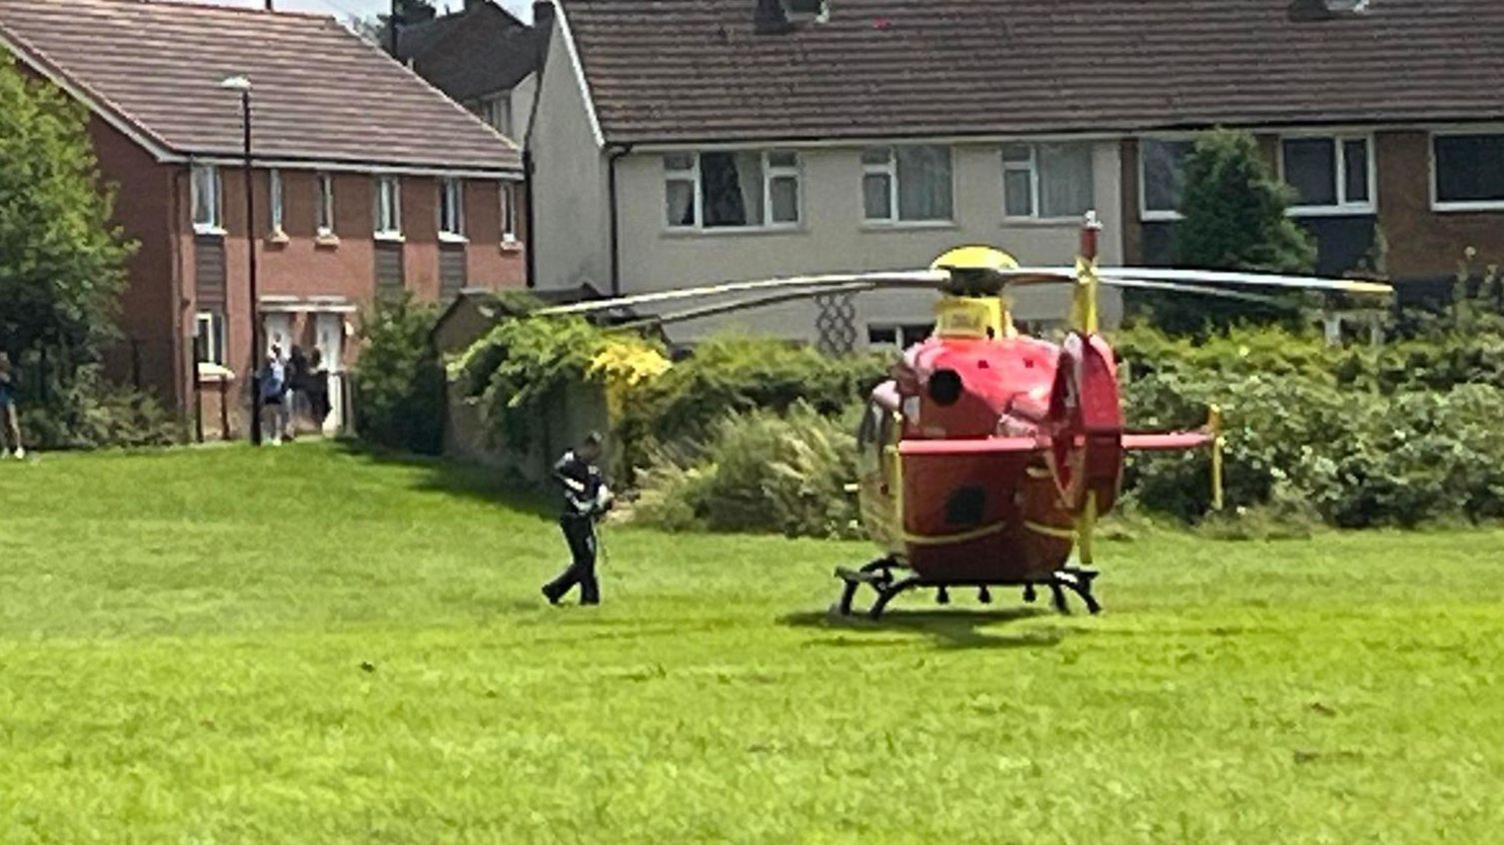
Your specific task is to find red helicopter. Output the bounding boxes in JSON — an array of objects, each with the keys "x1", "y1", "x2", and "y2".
[{"x1": 539, "y1": 213, "x2": 1391, "y2": 619}]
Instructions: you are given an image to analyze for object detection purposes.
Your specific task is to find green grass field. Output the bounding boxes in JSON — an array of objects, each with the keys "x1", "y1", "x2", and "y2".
[{"x1": 1, "y1": 443, "x2": 1501, "y2": 843}]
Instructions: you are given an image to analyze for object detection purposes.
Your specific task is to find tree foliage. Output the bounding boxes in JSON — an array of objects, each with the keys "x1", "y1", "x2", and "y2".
[
  {"x1": 353, "y1": 295, "x2": 446, "y2": 454},
  {"x1": 0, "y1": 54, "x2": 134, "y2": 363},
  {"x1": 1137, "y1": 129, "x2": 1317, "y2": 335}
]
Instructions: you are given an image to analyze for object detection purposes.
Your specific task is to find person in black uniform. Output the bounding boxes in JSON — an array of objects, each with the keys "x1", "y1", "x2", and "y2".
[{"x1": 542, "y1": 433, "x2": 613, "y2": 606}]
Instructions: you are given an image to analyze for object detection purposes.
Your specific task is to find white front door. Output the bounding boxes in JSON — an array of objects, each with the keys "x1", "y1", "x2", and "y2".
[
  {"x1": 263, "y1": 313, "x2": 293, "y2": 359},
  {"x1": 314, "y1": 313, "x2": 346, "y2": 435}
]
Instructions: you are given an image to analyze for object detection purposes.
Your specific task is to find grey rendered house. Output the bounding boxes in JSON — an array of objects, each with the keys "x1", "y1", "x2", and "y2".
[
  {"x1": 527, "y1": 0, "x2": 1504, "y2": 348},
  {"x1": 526, "y1": 0, "x2": 1127, "y2": 349}
]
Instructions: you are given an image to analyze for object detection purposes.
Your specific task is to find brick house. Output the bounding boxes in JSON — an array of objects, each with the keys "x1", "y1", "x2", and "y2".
[
  {"x1": 529, "y1": 0, "x2": 1504, "y2": 348},
  {"x1": 0, "y1": 0, "x2": 526, "y2": 436}
]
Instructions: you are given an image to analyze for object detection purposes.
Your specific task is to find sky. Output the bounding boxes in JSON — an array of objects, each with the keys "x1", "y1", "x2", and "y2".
[{"x1": 199, "y1": 0, "x2": 533, "y2": 25}]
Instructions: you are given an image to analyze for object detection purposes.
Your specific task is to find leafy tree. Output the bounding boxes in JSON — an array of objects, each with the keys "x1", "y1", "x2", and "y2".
[
  {"x1": 1138, "y1": 129, "x2": 1317, "y2": 335},
  {"x1": 353, "y1": 294, "x2": 446, "y2": 454},
  {"x1": 0, "y1": 54, "x2": 134, "y2": 364}
]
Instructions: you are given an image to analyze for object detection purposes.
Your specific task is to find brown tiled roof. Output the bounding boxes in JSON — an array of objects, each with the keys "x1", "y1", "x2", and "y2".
[
  {"x1": 561, "y1": 0, "x2": 1504, "y2": 144},
  {"x1": 0, "y1": 0, "x2": 520, "y2": 172},
  {"x1": 397, "y1": 1, "x2": 543, "y2": 104}
]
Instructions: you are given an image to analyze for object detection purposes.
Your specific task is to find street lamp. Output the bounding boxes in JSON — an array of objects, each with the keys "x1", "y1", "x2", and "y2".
[{"x1": 220, "y1": 75, "x2": 261, "y2": 446}]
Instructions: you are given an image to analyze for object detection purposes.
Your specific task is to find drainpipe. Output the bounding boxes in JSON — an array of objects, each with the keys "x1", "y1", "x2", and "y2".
[
  {"x1": 607, "y1": 143, "x2": 633, "y2": 298},
  {"x1": 523, "y1": 149, "x2": 537, "y2": 289}
]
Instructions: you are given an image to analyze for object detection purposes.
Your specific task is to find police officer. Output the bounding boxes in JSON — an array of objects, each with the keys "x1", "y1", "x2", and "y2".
[{"x1": 541, "y1": 432, "x2": 613, "y2": 606}]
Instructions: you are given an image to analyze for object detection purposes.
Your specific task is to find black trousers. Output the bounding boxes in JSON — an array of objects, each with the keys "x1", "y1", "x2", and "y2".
[{"x1": 544, "y1": 517, "x2": 599, "y2": 605}]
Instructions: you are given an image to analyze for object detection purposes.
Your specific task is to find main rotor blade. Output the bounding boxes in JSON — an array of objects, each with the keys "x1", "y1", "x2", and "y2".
[
  {"x1": 604, "y1": 283, "x2": 878, "y2": 333},
  {"x1": 534, "y1": 270, "x2": 947, "y2": 317},
  {"x1": 1041, "y1": 266, "x2": 1392, "y2": 296},
  {"x1": 1098, "y1": 277, "x2": 1289, "y2": 306}
]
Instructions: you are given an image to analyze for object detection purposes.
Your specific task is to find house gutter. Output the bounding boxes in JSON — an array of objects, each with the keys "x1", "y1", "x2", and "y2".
[{"x1": 607, "y1": 143, "x2": 634, "y2": 298}]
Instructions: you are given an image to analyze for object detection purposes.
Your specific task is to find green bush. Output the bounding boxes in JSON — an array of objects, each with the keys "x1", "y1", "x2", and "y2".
[
  {"x1": 1118, "y1": 330, "x2": 1504, "y2": 528},
  {"x1": 623, "y1": 335, "x2": 887, "y2": 447},
  {"x1": 352, "y1": 295, "x2": 444, "y2": 455},
  {"x1": 631, "y1": 402, "x2": 862, "y2": 539},
  {"x1": 16, "y1": 366, "x2": 180, "y2": 450}
]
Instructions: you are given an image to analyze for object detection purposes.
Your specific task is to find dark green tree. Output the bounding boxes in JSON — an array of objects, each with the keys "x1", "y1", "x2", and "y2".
[
  {"x1": 1139, "y1": 129, "x2": 1317, "y2": 335},
  {"x1": 0, "y1": 54, "x2": 134, "y2": 363}
]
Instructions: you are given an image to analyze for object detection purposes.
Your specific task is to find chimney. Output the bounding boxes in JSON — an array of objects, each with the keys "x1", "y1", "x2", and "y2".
[
  {"x1": 533, "y1": 0, "x2": 555, "y2": 31},
  {"x1": 754, "y1": 0, "x2": 794, "y2": 34},
  {"x1": 1288, "y1": 0, "x2": 1370, "y2": 21}
]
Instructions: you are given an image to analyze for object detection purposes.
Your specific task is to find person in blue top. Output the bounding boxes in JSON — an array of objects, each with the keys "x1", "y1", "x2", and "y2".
[
  {"x1": 0, "y1": 352, "x2": 23, "y2": 460},
  {"x1": 259, "y1": 348, "x2": 289, "y2": 445}
]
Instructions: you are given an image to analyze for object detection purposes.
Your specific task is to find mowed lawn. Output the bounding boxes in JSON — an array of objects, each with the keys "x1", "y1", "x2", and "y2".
[{"x1": 1, "y1": 444, "x2": 1501, "y2": 843}]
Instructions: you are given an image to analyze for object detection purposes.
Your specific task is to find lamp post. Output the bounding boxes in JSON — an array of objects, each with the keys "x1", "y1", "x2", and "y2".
[{"x1": 220, "y1": 75, "x2": 261, "y2": 446}]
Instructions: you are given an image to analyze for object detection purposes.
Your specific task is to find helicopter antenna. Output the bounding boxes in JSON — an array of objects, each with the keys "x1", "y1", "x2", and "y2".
[{"x1": 1071, "y1": 211, "x2": 1104, "y2": 334}]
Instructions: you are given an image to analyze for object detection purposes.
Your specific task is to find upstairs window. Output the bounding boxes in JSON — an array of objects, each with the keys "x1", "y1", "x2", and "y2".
[
  {"x1": 317, "y1": 174, "x2": 336, "y2": 237},
  {"x1": 1281, "y1": 135, "x2": 1373, "y2": 213},
  {"x1": 1140, "y1": 138, "x2": 1194, "y2": 219},
  {"x1": 439, "y1": 178, "x2": 465, "y2": 240},
  {"x1": 501, "y1": 182, "x2": 519, "y2": 243},
  {"x1": 664, "y1": 150, "x2": 801, "y2": 230},
  {"x1": 374, "y1": 176, "x2": 402, "y2": 239},
  {"x1": 863, "y1": 145, "x2": 954, "y2": 224},
  {"x1": 192, "y1": 164, "x2": 222, "y2": 234},
  {"x1": 476, "y1": 95, "x2": 513, "y2": 136},
  {"x1": 1434, "y1": 133, "x2": 1504, "y2": 209},
  {"x1": 1002, "y1": 142, "x2": 1095, "y2": 220},
  {"x1": 268, "y1": 169, "x2": 285, "y2": 235}
]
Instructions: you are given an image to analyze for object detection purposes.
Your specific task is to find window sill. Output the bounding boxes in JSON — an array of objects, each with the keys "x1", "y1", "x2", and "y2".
[
  {"x1": 315, "y1": 234, "x2": 341, "y2": 249},
  {"x1": 193, "y1": 225, "x2": 227, "y2": 238},
  {"x1": 196, "y1": 362, "x2": 236, "y2": 383},
  {"x1": 1288, "y1": 206, "x2": 1377, "y2": 218},
  {"x1": 266, "y1": 230, "x2": 291, "y2": 246},
  {"x1": 1001, "y1": 216, "x2": 1088, "y2": 228},
  {"x1": 500, "y1": 238, "x2": 523, "y2": 252},
  {"x1": 438, "y1": 233, "x2": 470, "y2": 245},
  {"x1": 860, "y1": 220, "x2": 958, "y2": 232},
  {"x1": 1432, "y1": 201, "x2": 1504, "y2": 214},
  {"x1": 374, "y1": 233, "x2": 406, "y2": 244},
  {"x1": 1140, "y1": 211, "x2": 1183, "y2": 223},
  {"x1": 662, "y1": 225, "x2": 806, "y2": 238}
]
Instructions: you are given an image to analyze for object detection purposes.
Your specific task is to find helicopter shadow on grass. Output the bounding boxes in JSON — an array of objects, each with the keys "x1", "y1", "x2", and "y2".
[{"x1": 780, "y1": 606, "x2": 1068, "y2": 651}]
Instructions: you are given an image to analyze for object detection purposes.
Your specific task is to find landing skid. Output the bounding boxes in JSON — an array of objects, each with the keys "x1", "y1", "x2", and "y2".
[{"x1": 834, "y1": 558, "x2": 1101, "y2": 620}]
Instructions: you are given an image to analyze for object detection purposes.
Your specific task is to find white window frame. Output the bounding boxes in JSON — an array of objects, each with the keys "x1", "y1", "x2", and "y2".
[
  {"x1": 316, "y1": 173, "x2": 336, "y2": 238},
  {"x1": 867, "y1": 323, "x2": 932, "y2": 351},
  {"x1": 195, "y1": 310, "x2": 226, "y2": 366},
  {"x1": 374, "y1": 176, "x2": 403, "y2": 241},
  {"x1": 268, "y1": 169, "x2": 285, "y2": 236},
  {"x1": 438, "y1": 178, "x2": 466, "y2": 242},
  {"x1": 1430, "y1": 128, "x2": 1504, "y2": 213},
  {"x1": 1278, "y1": 133, "x2": 1377, "y2": 217},
  {"x1": 1001, "y1": 142, "x2": 1096, "y2": 222},
  {"x1": 860, "y1": 144, "x2": 956, "y2": 227},
  {"x1": 663, "y1": 150, "x2": 803, "y2": 232},
  {"x1": 501, "y1": 181, "x2": 520, "y2": 244},
  {"x1": 191, "y1": 164, "x2": 224, "y2": 235},
  {"x1": 478, "y1": 95, "x2": 513, "y2": 136},
  {"x1": 1137, "y1": 134, "x2": 1197, "y2": 223}
]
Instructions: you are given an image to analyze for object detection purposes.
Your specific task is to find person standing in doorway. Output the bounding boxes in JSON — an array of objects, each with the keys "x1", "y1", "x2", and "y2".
[
  {"x1": 259, "y1": 349, "x2": 289, "y2": 446},
  {"x1": 0, "y1": 352, "x2": 25, "y2": 460},
  {"x1": 542, "y1": 433, "x2": 614, "y2": 606},
  {"x1": 285, "y1": 345, "x2": 308, "y2": 440},
  {"x1": 306, "y1": 348, "x2": 330, "y2": 429}
]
